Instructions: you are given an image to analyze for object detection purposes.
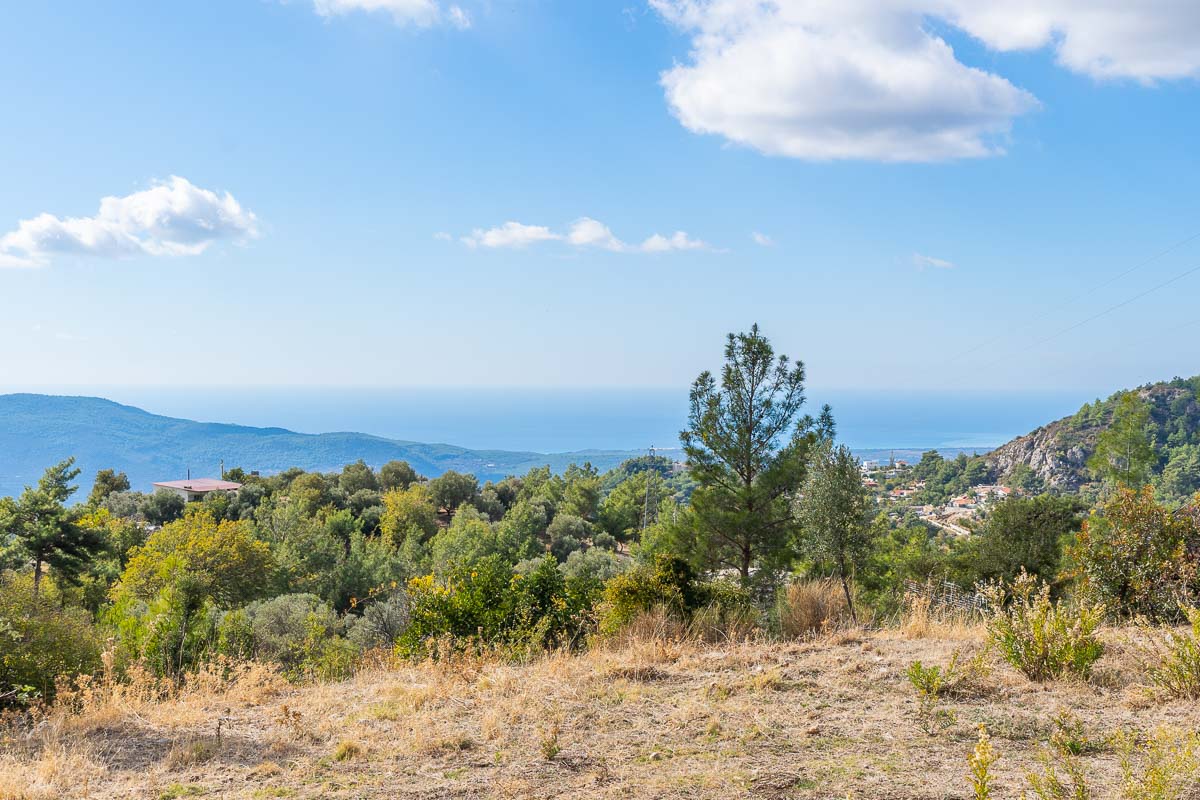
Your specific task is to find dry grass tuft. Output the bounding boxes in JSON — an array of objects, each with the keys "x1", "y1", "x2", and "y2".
[{"x1": 777, "y1": 578, "x2": 852, "y2": 638}]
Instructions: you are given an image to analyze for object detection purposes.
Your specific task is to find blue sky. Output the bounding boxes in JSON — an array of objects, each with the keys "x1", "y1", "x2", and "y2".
[{"x1": 1, "y1": 1, "x2": 1198, "y2": 395}]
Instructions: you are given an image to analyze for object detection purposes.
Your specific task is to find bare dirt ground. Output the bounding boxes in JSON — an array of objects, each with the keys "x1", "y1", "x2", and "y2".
[{"x1": 2, "y1": 624, "x2": 1196, "y2": 800}]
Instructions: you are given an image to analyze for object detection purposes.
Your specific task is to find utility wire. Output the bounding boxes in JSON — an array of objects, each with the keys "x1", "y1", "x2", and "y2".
[
  {"x1": 949, "y1": 229, "x2": 1200, "y2": 362},
  {"x1": 977, "y1": 260, "x2": 1200, "y2": 372}
]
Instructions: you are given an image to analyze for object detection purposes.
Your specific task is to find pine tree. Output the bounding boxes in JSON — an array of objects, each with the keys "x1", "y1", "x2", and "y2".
[
  {"x1": 681, "y1": 324, "x2": 833, "y2": 587},
  {"x1": 1, "y1": 459, "x2": 107, "y2": 596}
]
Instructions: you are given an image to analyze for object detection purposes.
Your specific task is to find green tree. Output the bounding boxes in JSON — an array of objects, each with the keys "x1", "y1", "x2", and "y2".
[
  {"x1": 1088, "y1": 392, "x2": 1157, "y2": 488},
  {"x1": 953, "y1": 494, "x2": 1082, "y2": 589},
  {"x1": 426, "y1": 471, "x2": 479, "y2": 515},
  {"x1": 142, "y1": 488, "x2": 186, "y2": 525},
  {"x1": 0, "y1": 459, "x2": 106, "y2": 596},
  {"x1": 796, "y1": 444, "x2": 874, "y2": 621},
  {"x1": 339, "y1": 460, "x2": 379, "y2": 495},
  {"x1": 378, "y1": 460, "x2": 419, "y2": 492},
  {"x1": 681, "y1": 324, "x2": 832, "y2": 586},
  {"x1": 87, "y1": 469, "x2": 130, "y2": 507}
]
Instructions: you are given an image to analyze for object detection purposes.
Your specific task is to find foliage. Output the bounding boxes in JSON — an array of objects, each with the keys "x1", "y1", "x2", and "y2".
[
  {"x1": 982, "y1": 572, "x2": 1105, "y2": 681},
  {"x1": 952, "y1": 494, "x2": 1084, "y2": 590},
  {"x1": 0, "y1": 574, "x2": 103, "y2": 704},
  {"x1": 1088, "y1": 391, "x2": 1157, "y2": 489},
  {"x1": 217, "y1": 593, "x2": 348, "y2": 679},
  {"x1": 797, "y1": 443, "x2": 875, "y2": 621},
  {"x1": 397, "y1": 555, "x2": 600, "y2": 657},
  {"x1": 967, "y1": 725, "x2": 999, "y2": 800},
  {"x1": 681, "y1": 324, "x2": 833, "y2": 587},
  {"x1": 1142, "y1": 607, "x2": 1200, "y2": 699},
  {"x1": 1067, "y1": 486, "x2": 1198, "y2": 620},
  {"x1": 597, "y1": 553, "x2": 750, "y2": 637},
  {"x1": 0, "y1": 458, "x2": 107, "y2": 594},
  {"x1": 88, "y1": 468, "x2": 130, "y2": 507}
]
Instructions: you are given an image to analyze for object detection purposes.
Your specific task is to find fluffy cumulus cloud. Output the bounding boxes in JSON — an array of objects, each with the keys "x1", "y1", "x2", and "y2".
[
  {"x1": 0, "y1": 177, "x2": 258, "y2": 268},
  {"x1": 650, "y1": 0, "x2": 1200, "y2": 162},
  {"x1": 461, "y1": 217, "x2": 713, "y2": 253},
  {"x1": 310, "y1": 0, "x2": 469, "y2": 28}
]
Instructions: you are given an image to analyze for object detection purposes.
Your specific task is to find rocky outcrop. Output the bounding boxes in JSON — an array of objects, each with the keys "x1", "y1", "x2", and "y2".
[{"x1": 983, "y1": 419, "x2": 1094, "y2": 490}]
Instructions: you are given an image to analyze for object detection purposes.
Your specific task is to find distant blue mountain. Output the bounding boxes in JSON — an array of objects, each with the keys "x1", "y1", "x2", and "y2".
[{"x1": 0, "y1": 394, "x2": 663, "y2": 498}]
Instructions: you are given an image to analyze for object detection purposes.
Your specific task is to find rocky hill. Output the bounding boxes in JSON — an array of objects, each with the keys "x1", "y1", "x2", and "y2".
[{"x1": 984, "y1": 376, "x2": 1200, "y2": 494}]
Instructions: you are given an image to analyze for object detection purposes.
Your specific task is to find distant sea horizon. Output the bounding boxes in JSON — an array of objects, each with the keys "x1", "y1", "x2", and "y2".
[{"x1": 7, "y1": 386, "x2": 1094, "y2": 456}]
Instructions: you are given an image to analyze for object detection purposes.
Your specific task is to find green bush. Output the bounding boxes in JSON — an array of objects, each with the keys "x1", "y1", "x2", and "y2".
[
  {"x1": 983, "y1": 571, "x2": 1105, "y2": 681},
  {"x1": 216, "y1": 593, "x2": 351, "y2": 679},
  {"x1": 1144, "y1": 607, "x2": 1200, "y2": 699},
  {"x1": 0, "y1": 576, "x2": 103, "y2": 704},
  {"x1": 396, "y1": 555, "x2": 600, "y2": 658},
  {"x1": 597, "y1": 554, "x2": 753, "y2": 637}
]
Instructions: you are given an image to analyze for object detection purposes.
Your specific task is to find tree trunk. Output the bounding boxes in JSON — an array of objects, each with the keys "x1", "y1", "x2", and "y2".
[
  {"x1": 32, "y1": 559, "x2": 42, "y2": 599},
  {"x1": 840, "y1": 571, "x2": 857, "y2": 624}
]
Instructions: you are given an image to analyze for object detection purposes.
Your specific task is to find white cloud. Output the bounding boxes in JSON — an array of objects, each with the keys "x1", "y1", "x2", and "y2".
[
  {"x1": 567, "y1": 217, "x2": 627, "y2": 252},
  {"x1": 650, "y1": 0, "x2": 1200, "y2": 162},
  {"x1": 639, "y1": 231, "x2": 709, "y2": 252},
  {"x1": 913, "y1": 252, "x2": 956, "y2": 270},
  {"x1": 462, "y1": 221, "x2": 560, "y2": 249},
  {"x1": 461, "y1": 217, "x2": 714, "y2": 253},
  {"x1": 309, "y1": 0, "x2": 470, "y2": 28},
  {"x1": 0, "y1": 176, "x2": 258, "y2": 269},
  {"x1": 938, "y1": 1, "x2": 1200, "y2": 82},
  {"x1": 751, "y1": 231, "x2": 773, "y2": 247}
]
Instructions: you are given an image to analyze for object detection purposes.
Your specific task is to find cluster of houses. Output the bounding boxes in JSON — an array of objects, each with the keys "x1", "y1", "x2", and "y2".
[{"x1": 860, "y1": 460, "x2": 1016, "y2": 536}]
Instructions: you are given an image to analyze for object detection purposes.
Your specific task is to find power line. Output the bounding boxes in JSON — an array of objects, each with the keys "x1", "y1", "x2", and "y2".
[
  {"x1": 977, "y1": 260, "x2": 1200, "y2": 372},
  {"x1": 949, "y1": 229, "x2": 1200, "y2": 362}
]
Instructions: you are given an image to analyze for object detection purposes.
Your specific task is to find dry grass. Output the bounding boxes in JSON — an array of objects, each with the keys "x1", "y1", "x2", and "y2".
[
  {"x1": 776, "y1": 578, "x2": 853, "y2": 638},
  {"x1": 2, "y1": 626, "x2": 1198, "y2": 798}
]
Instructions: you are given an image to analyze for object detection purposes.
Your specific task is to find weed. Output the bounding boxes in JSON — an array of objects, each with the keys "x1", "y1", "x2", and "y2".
[
  {"x1": 1142, "y1": 608, "x2": 1200, "y2": 699},
  {"x1": 967, "y1": 725, "x2": 999, "y2": 800},
  {"x1": 333, "y1": 739, "x2": 363, "y2": 761},
  {"x1": 906, "y1": 660, "x2": 956, "y2": 735},
  {"x1": 540, "y1": 722, "x2": 561, "y2": 760},
  {"x1": 982, "y1": 572, "x2": 1105, "y2": 681}
]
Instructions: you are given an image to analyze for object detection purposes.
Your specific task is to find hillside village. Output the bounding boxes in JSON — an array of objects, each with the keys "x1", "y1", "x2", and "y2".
[{"x1": 862, "y1": 457, "x2": 1015, "y2": 536}]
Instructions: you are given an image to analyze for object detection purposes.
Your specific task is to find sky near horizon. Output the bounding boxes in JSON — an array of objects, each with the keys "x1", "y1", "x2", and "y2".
[{"x1": 1, "y1": 1, "x2": 1199, "y2": 396}]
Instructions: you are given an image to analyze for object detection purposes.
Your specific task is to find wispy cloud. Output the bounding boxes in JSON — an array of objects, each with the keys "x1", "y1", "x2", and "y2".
[
  {"x1": 751, "y1": 231, "x2": 774, "y2": 247},
  {"x1": 0, "y1": 176, "x2": 258, "y2": 269},
  {"x1": 308, "y1": 0, "x2": 468, "y2": 28},
  {"x1": 460, "y1": 217, "x2": 715, "y2": 254},
  {"x1": 913, "y1": 252, "x2": 956, "y2": 270}
]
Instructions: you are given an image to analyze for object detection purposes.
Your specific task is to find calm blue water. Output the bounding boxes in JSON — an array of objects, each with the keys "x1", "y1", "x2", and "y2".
[{"x1": 73, "y1": 386, "x2": 1089, "y2": 454}]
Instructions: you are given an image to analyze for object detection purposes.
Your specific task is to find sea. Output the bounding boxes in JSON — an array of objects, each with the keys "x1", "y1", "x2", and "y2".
[{"x1": 71, "y1": 386, "x2": 1090, "y2": 456}]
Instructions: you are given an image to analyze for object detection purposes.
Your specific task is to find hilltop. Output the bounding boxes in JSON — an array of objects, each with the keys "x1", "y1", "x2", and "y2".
[
  {"x1": 0, "y1": 394, "x2": 659, "y2": 497},
  {"x1": 982, "y1": 376, "x2": 1200, "y2": 494}
]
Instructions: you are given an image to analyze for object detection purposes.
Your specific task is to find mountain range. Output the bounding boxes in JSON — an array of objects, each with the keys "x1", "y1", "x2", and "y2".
[{"x1": 0, "y1": 394, "x2": 669, "y2": 498}]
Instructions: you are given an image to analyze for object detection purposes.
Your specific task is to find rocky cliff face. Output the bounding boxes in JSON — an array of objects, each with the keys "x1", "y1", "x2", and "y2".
[{"x1": 983, "y1": 419, "x2": 1094, "y2": 490}]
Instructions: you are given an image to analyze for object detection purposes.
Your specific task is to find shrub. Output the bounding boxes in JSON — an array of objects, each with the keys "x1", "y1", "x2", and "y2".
[
  {"x1": 1067, "y1": 486, "x2": 1198, "y2": 621},
  {"x1": 216, "y1": 593, "x2": 353, "y2": 680},
  {"x1": 347, "y1": 593, "x2": 410, "y2": 649},
  {"x1": 395, "y1": 555, "x2": 601, "y2": 657},
  {"x1": 0, "y1": 576, "x2": 103, "y2": 704},
  {"x1": 1143, "y1": 607, "x2": 1200, "y2": 699},
  {"x1": 983, "y1": 571, "x2": 1105, "y2": 681},
  {"x1": 597, "y1": 554, "x2": 702, "y2": 636},
  {"x1": 967, "y1": 725, "x2": 999, "y2": 800},
  {"x1": 776, "y1": 578, "x2": 850, "y2": 638}
]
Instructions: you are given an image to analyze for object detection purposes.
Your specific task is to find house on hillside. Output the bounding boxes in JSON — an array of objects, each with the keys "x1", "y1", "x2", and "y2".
[{"x1": 152, "y1": 478, "x2": 242, "y2": 503}]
